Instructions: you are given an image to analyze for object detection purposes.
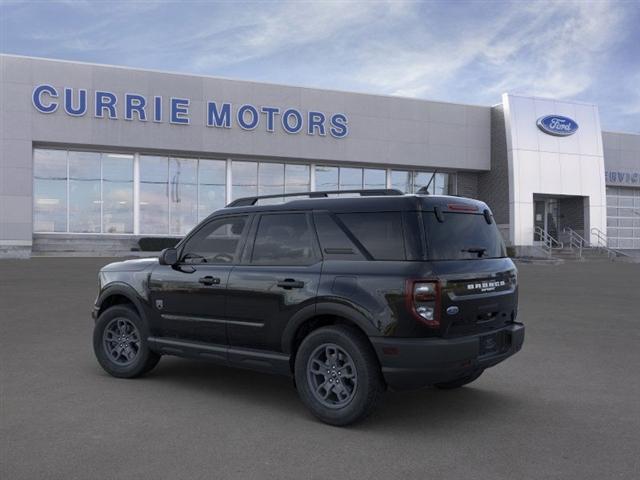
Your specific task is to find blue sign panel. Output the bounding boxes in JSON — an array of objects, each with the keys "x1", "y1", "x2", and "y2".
[
  {"x1": 536, "y1": 115, "x2": 579, "y2": 137},
  {"x1": 605, "y1": 170, "x2": 640, "y2": 186},
  {"x1": 31, "y1": 84, "x2": 349, "y2": 139}
]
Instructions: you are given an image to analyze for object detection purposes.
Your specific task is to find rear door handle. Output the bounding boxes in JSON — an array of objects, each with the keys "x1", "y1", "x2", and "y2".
[
  {"x1": 198, "y1": 276, "x2": 221, "y2": 286},
  {"x1": 277, "y1": 279, "x2": 305, "y2": 289}
]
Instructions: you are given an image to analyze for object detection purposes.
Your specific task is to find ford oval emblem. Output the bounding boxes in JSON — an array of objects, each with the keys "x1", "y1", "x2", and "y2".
[
  {"x1": 446, "y1": 306, "x2": 459, "y2": 315},
  {"x1": 536, "y1": 115, "x2": 579, "y2": 137}
]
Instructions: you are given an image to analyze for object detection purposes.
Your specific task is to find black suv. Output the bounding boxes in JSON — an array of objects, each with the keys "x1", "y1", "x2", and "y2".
[{"x1": 92, "y1": 189, "x2": 524, "y2": 425}]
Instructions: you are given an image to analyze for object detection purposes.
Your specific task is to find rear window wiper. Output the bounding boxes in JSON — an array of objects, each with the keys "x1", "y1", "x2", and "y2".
[{"x1": 461, "y1": 247, "x2": 487, "y2": 258}]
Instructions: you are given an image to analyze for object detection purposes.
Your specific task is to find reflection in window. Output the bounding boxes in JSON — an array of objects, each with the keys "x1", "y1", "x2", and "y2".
[
  {"x1": 259, "y1": 162, "x2": 284, "y2": 195},
  {"x1": 102, "y1": 154, "x2": 133, "y2": 233},
  {"x1": 198, "y1": 159, "x2": 226, "y2": 219},
  {"x1": 169, "y1": 158, "x2": 198, "y2": 235},
  {"x1": 339, "y1": 168, "x2": 363, "y2": 191},
  {"x1": 391, "y1": 170, "x2": 411, "y2": 193},
  {"x1": 140, "y1": 156, "x2": 169, "y2": 234},
  {"x1": 232, "y1": 161, "x2": 258, "y2": 201},
  {"x1": 69, "y1": 151, "x2": 101, "y2": 233},
  {"x1": 412, "y1": 171, "x2": 434, "y2": 194},
  {"x1": 182, "y1": 215, "x2": 248, "y2": 264},
  {"x1": 338, "y1": 212, "x2": 406, "y2": 260},
  {"x1": 256, "y1": 162, "x2": 284, "y2": 205},
  {"x1": 34, "y1": 149, "x2": 67, "y2": 232},
  {"x1": 434, "y1": 173, "x2": 448, "y2": 195},
  {"x1": 251, "y1": 213, "x2": 315, "y2": 265},
  {"x1": 315, "y1": 166, "x2": 338, "y2": 191},
  {"x1": 364, "y1": 169, "x2": 386, "y2": 189},
  {"x1": 285, "y1": 164, "x2": 310, "y2": 193}
]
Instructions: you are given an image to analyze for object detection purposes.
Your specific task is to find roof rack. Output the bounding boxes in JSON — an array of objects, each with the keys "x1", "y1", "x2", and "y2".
[{"x1": 226, "y1": 189, "x2": 404, "y2": 207}]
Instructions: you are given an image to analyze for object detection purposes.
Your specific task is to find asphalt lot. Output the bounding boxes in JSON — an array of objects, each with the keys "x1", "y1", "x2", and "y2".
[{"x1": 1, "y1": 258, "x2": 639, "y2": 480}]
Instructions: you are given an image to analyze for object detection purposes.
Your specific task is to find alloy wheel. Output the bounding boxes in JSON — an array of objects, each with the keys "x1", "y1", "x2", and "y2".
[{"x1": 307, "y1": 343, "x2": 358, "y2": 409}]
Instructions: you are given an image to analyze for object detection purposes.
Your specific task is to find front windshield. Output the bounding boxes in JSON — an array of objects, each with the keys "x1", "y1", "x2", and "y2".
[{"x1": 423, "y1": 211, "x2": 506, "y2": 260}]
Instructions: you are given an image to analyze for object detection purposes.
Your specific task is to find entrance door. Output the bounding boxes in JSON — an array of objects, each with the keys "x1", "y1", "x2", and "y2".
[
  {"x1": 533, "y1": 198, "x2": 559, "y2": 242},
  {"x1": 534, "y1": 200, "x2": 546, "y2": 241}
]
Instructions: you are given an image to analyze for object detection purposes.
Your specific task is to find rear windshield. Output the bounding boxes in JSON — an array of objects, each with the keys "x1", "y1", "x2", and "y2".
[{"x1": 423, "y1": 211, "x2": 506, "y2": 260}]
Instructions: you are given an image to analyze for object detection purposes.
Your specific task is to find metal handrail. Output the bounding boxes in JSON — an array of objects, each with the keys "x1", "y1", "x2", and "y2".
[
  {"x1": 535, "y1": 226, "x2": 563, "y2": 257},
  {"x1": 590, "y1": 227, "x2": 628, "y2": 259},
  {"x1": 563, "y1": 227, "x2": 586, "y2": 259}
]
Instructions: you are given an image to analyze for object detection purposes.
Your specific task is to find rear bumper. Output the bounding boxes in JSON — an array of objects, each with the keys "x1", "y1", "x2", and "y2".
[{"x1": 370, "y1": 323, "x2": 524, "y2": 390}]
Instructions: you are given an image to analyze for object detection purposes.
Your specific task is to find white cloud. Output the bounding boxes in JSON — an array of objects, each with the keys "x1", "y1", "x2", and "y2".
[
  {"x1": 188, "y1": 1, "x2": 410, "y2": 71},
  {"x1": 348, "y1": 0, "x2": 625, "y2": 104}
]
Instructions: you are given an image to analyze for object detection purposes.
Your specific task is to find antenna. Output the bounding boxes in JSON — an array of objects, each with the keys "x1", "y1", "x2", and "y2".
[{"x1": 416, "y1": 170, "x2": 438, "y2": 195}]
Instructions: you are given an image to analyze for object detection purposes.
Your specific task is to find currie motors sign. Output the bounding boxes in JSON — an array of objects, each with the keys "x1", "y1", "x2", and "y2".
[
  {"x1": 536, "y1": 115, "x2": 579, "y2": 137},
  {"x1": 31, "y1": 84, "x2": 349, "y2": 139}
]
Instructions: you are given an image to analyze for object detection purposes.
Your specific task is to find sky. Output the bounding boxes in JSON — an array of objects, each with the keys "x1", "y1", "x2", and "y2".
[{"x1": 1, "y1": 0, "x2": 639, "y2": 132}]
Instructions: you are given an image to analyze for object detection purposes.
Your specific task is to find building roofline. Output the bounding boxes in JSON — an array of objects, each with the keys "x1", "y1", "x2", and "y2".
[
  {"x1": 602, "y1": 129, "x2": 640, "y2": 136},
  {"x1": 0, "y1": 53, "x2": 491, "y2": 109}
]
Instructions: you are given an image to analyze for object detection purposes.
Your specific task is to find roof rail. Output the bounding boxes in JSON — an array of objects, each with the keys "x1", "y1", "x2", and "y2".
[{"x1": 226, "y1": 188, "x2": 404, "y2": 207}]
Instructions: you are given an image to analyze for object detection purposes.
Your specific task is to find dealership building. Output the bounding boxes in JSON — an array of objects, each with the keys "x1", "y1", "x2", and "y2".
[{"x1": 1, "y1": 54, "x2": 639, "y2": 258}]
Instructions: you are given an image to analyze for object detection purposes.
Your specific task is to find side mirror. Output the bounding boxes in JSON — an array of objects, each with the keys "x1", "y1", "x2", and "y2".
[{"x1": 159, "y1": 247, "x2": 178, "y2": 266}]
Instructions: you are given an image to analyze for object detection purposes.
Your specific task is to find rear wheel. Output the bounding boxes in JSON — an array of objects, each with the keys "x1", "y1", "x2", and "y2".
[
  {"x1": 434, "y1": 369, "x2": 484, "y2": 389},
  {"x1": 93, "y1": 304, "x2": 160, "y2": 378},
  {"x1": 294, "y1": 325, "x2": 383, "y2": 426}
]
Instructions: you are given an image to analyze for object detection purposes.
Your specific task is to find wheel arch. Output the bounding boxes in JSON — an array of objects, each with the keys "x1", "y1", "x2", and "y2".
[
  {"x1": 96, "y1": 283, "x2": 147, "y2": 321},
  {"x1": 282, "y1": 302, "x2": 380, "y2": 372}
]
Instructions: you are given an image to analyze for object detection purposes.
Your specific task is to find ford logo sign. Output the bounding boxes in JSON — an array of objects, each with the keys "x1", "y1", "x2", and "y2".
[
  {"x1": 536, "y1": 115, "x2": 579, "y2": 137},
  {"x1": 446, "y1": 306, "x2": 459, "y2": 316}
]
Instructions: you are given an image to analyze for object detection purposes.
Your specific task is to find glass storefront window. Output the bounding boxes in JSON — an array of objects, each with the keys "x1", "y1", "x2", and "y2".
[
  {"x1": 258, "y1": 162, "x2": 285, "y2": 196},
  {"x1": 412, "y1": 171, "x2": 434, "y2": 194},
  {"x1": 257, "y1": 162, "x2": 284, "y2": 204},
  {"x1": 339, "y1": 168, "x2": 363, "y2": 190},
  {"x1": 198, "y1": 159, "x2": 226, "y2": 219},
  {"x1": 363, "y1": 169, "x2": 386, "y2": 189},
  {"x1": 232, "y1": 161, "x2": 258, "y2": 201},
  {"x1": 68, "y1": 151, "x2": 101, "y2": 233},
  {"x1": 33, "y1": 149, "x2": 67, "y2": 232},
  {"x1": 169, "y1": 157, "x2": 198, "y2": 235},
  {"x1": 391, "y1": 170, "x2": 411, "y2": 193},
  {"x1": 102, "y1": 154, "x2": 133, "y2": 234},
  {"x1": 140, "y1": 155, "x2": 169, "y2": 234},
  {"x1": 33, "y1": 148, "x2": 453, "y2": 236},
  {"x1": 434, "y1": 173, "x2": 448, "y2": 195},
  {"x1": 315, "y1": 166, "x2": 338, "y2": 191},
  {"x1": 285, "y1": 164, "x2": 310, "y2": 193}
]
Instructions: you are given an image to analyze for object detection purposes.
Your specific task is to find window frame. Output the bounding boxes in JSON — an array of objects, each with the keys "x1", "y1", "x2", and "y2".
[
  {"x1": 243, "y1": 211, "x2": 321, "y2": 266},
  {"x1": 176, "y1": 213, "x2": 252, "y2": 265}
]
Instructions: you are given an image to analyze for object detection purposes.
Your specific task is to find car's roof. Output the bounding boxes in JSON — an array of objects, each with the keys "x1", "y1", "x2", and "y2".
[{"x1": 207, "y1": 194, "x2": 490, "y2": 218}]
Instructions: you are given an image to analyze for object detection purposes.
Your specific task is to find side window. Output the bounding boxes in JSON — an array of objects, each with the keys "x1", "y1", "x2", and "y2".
[
  {"x1": 313, "y1": 212, "x2": 365, "y2": 260},
  {"x1": 181, "y1": 215, "x2": 248, "y2": 264},
  {"x1": 337, "y1": 212, "x2": 406, "y2": 260},
  {"x1": 251, "y1": 213, "x2": 317, "y2": 265}
]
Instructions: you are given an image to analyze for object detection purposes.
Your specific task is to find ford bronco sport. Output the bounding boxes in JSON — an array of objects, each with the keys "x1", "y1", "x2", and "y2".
[{"x1": 92, "y1": 189, "x2": 524, "y2": 425}]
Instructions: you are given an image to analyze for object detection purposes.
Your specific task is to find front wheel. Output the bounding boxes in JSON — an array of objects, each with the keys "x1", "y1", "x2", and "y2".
[
  {"x1": 93, "y1": 304, "x2": 160, "y2": 378},
  {"x1": 294, "y1": 325, "x2": 384, "y2": 426}
]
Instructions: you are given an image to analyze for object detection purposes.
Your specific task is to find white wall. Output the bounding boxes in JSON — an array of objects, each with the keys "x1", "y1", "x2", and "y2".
[{"x1": 502, "y1": 93, "x2": 607, "y2": 246}]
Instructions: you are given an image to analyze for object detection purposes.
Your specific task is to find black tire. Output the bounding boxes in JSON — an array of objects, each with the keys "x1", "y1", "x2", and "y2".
[
  {"x1": 93, "y1": 304, "x2": 160, "y2": 378},
  {"x1": 294, "y1": 325, "x2": 384, "y2": 426},
  {"x1": 434, "y1": 369, "x2": 484, "y2": 390}
]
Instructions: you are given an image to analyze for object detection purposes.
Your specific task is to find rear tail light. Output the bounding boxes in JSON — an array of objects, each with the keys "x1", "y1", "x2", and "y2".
[{"x1": 407, "y1": 280, "x2": 440, "y2": 328}]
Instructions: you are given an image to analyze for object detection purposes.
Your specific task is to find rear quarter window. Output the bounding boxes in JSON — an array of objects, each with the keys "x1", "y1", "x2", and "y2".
[{"x1": 337, "y1": 212, "x2": 406, "y2": 260}]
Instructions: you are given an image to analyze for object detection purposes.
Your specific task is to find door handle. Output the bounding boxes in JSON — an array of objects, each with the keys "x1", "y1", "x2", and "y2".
[
  {"x1": 198, "y1": 276, "x2": 221, "y2": 286},
  {"x1": 277, "y1": 279, "x2": 305, "y2": 289}
]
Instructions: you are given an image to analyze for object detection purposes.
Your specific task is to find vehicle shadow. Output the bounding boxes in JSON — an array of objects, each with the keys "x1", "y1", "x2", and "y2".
[{"x1": 140, "y1": 357, "x2": 527, "y2": 432}]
